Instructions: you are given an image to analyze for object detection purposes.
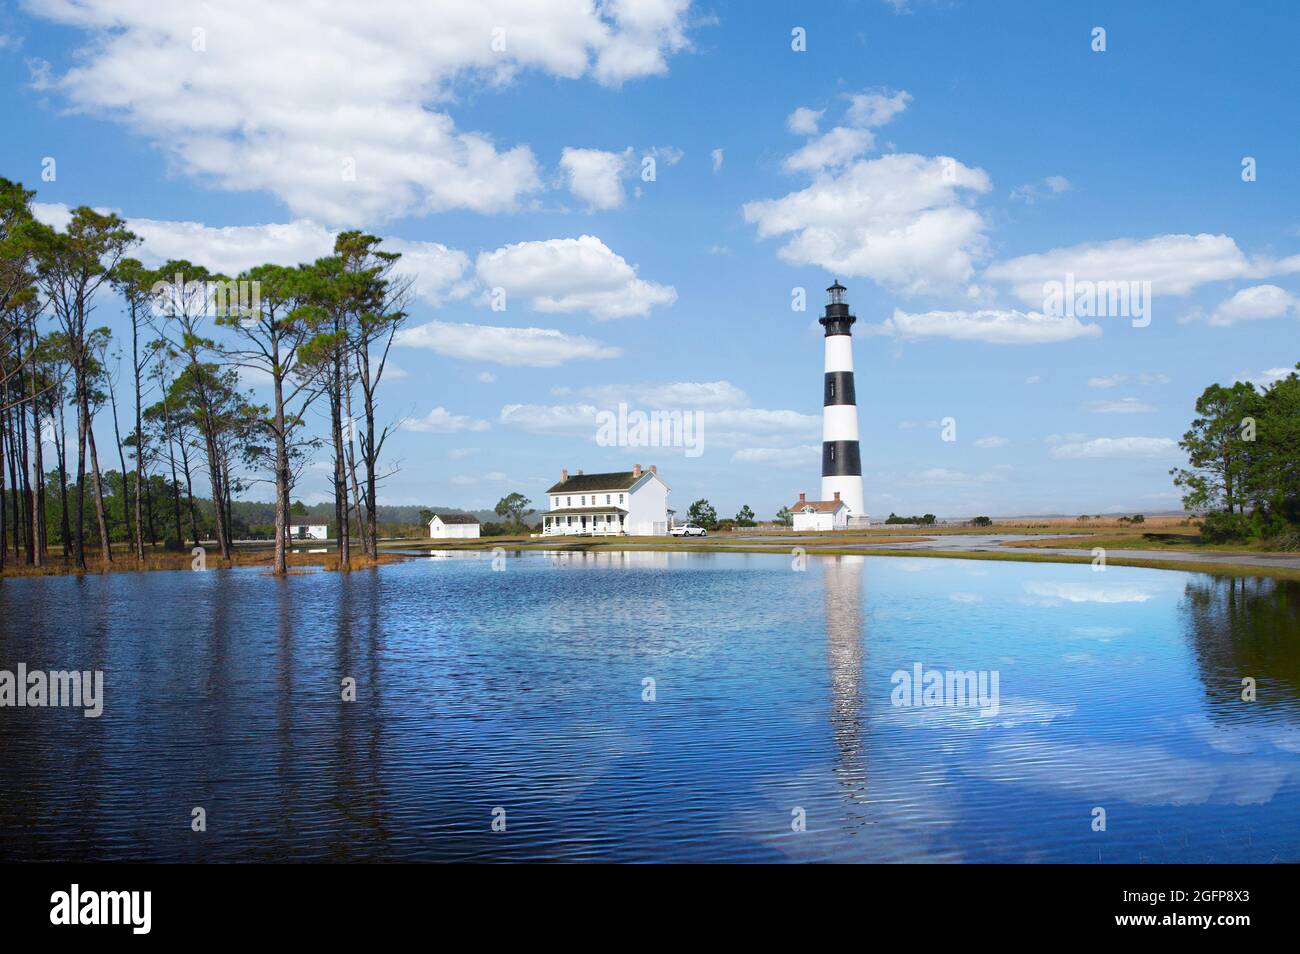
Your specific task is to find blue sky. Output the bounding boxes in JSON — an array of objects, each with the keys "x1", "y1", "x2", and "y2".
[{"x1": 2, "y1": 0, "x2": 1297, "y2": 519}]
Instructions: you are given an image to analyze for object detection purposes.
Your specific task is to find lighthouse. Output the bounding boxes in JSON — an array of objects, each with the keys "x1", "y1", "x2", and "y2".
[{"x1": 819, "y1": 281, "x2": 866, "y2": 522}]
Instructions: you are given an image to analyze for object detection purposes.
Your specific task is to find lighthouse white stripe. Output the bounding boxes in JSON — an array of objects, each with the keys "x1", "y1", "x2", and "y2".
[
  {"x1": 822, "y1": 404, "x2": 860, "y2": 442},
  {"x1": 824, "y1": 336, "x2": 854, "y2": 373}
]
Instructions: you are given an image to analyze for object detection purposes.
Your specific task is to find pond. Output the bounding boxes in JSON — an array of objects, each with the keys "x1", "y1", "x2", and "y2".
[{"x1": 1, "y1": 551, "x2": 1297, "y2": 862}]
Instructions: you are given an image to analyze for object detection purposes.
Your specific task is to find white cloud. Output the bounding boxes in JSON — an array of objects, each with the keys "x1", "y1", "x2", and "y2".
[
  {"x1": 743, "y1": 153, "x2": 992, "y2": 294},
  {"x1": 987, "y1": 234, "x2": 1300, "y2": 305},
  {"x1": 32, "y1": 204, "x2": 471, "y2": 305},
  {"x1": 786, "y1": 106, "x2": 824, "y2": 135},
  {"x1": 475, "y1": 235, "x2": 675, "y2": 319},
  {"x1": 730, "y1": 446, "x2": 818, "y2": 468},
  {"x1": 844, "y1": 88, "x2": 911, "y2": 127},
  {"x1": 476, "y1": 371, "x2": 497, "y2": 383},
  {"x1": 876, "y1": 308, "x2": 1101, "y2": 344},
  {"x1": 1085, "y1": 397, "x2": 1157, "y2": 414},
  {"x1": 396, "y1": 320, "x2": 621, "y2": 366},
  {"x1": 1010, "y1": 175, "x2": 1071, "y2": 203},
  {"x1": 1206, "y1": 284, "x2": 1299, "y2": 326},
  {"x1": 1049, "y1": 437, "x2": 1177, "y2": 460},
  {"x1": 559, "y1": 147, "x2": 632, "y2": 210},
  {"x1": 973, "y1": 436, "x2": 1008, "y2": 448},
  {"x1": 1088, "y1": 374, "x2": 1125, "y2": 388},
  {"x1": 500, "y1": 380, "x2": 819, "y2": 447},
  {"x1": 782, "y1": 126, "x2": 875, "y2": 173},
  {"x1": 1025, "y1": 375, "x2": 1041, "y2": 385},
  {"x1": 403, "y1": 407, "x2": 491, "y2": 433},
  {"x1": 710, "y1": 148, "x2": 724, "y2": 172},
  {"x1": 448, "y1": 447, "x2": 480, "y2": 458},
  {"x1": 27, "y1": 0, "x2": 694, "y2": 223},
  {"x1": 553, "y1": 380, "x2": 750, "y2": 411}
]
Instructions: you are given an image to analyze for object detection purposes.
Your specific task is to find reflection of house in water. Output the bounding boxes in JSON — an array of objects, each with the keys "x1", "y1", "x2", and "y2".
[
  {"x1": 1182, "y1": 575, "x2": 1300, "y2": 711},
  {"x1": 822, "y1": 555, "x2": 868, "y2": 802}
]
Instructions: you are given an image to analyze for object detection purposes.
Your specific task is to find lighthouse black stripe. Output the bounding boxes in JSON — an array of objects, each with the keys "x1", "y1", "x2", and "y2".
[
  {"x1": 821, "y1": 440, "x2": 862, "y2": 477},
  {"x1": 823, "y1": 371, "x2": 856, "y2": 407}
]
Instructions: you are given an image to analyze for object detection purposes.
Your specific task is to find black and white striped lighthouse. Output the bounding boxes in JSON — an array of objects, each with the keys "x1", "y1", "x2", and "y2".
[{"x1": 819, "y1": 281, "x2": 865, "y2": 521}]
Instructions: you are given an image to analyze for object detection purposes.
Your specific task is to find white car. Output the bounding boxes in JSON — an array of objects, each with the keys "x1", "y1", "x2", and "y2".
[{"x1": 671, "y1": 523, "x2": 708, "y2": 537}]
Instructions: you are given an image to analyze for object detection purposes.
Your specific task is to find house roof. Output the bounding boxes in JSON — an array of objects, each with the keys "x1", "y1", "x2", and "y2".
[
  {"x1": 544, "y1": 506, "x2": 628, "y2": 516},
  {"x1": 430, "y1": 512, "x2": 479, "y2": 525},
  {"x1": 789, "y1": 499, "x2": 845, "y2": 514},
  {"x1": 546, "y1": 470, "x2": 644, "y2": 494}
]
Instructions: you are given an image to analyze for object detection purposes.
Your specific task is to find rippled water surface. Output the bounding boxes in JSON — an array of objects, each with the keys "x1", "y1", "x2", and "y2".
[{"x1": 1, "y1": 551, "x2": 1298, "y2": 862}]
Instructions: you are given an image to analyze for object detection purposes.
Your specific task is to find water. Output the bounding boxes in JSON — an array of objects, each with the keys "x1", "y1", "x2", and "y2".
[{"x1": 1, "y1": 551, "x2": 1297, "y2": 862}]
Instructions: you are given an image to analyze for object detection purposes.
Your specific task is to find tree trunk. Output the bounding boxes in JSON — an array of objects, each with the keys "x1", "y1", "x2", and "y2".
[{"x1": 85, "y1": 404, "x2": 113, "y2": 564}]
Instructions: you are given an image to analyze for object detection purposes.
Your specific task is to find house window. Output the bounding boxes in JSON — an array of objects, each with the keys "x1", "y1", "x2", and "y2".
[
  {"x1": 567, "y1": 496, "x2": 572, "y2": 506},
  {"x1": 566, "y1": 516, "x2": 572, "y2": 525},
  {"x1": 619, "y1": 494, "x2": 624, "y2": 504},
  {"x1": 606, "y1": 494, "x2": 611, "y2": 504}
]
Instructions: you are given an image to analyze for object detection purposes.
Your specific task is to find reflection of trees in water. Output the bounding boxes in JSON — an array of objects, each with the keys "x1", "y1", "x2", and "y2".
[
  {"x1": 1181, "y1": 575, "x2": 1300, "y2": 709},
  {"x1": 822, "y1": 556, "x2": 868, "y2": 803}
]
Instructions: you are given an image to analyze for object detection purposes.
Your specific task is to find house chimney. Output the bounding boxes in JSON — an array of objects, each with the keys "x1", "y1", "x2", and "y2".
[
  {"x1": 798, "y1": 492, "x2": 806, "y2": 502},
  {"x1": 833, "y1": 491, "x2": 841, "y2": 501},
  {"x1": 560, "y1": 469, "x2": 568, "y2": 483},
  {"x1": 632, "y1": 463, "x2": 642, "y2": 477},
  {"x1": 650, "y1": 464, "x2": 657, "y2": 474}
]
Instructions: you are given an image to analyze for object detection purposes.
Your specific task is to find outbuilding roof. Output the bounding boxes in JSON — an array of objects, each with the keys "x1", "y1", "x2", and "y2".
[
  {"x1": 430, "y1": 512, "x2": 480, "y2": 525},
  {"x1": 789, "y1": 499, "x2": 846, "y2": 514}
]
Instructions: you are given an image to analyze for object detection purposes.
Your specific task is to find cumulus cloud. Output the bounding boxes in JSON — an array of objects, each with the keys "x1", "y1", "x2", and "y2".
[
  {"x1": 31, "y1": 203, "x2": 472, "y2": 305},
  {"x1": 559, "y1": 147, "x2": 632, "y2": 210},
  {"x1": 1205, "y1": 284, "x2": 1299, "y2": 326},
  {"x1": 1049, "y1": 437, "x2": 1177, "y2": 460},
  {"x1": 396, "y1": 320, "x2": 621, "y2": 366},
  {"x1": 744, "y1": 154, "x2": 992, "y2": 294},
  {"x1": 973, "y1": 436, "x2": 1009, "y2": 448},
  {"x1": 874, "y1": 307, "x2": 1101, "y2": 344},
  {"x1": 26, "y1": 0, "x2": 694, "y2": 223},
  {"x1": 987, "y1": 234, "x2": 1300, "y2": 305},
  {"x1": 403, "y1": 407, "x2": 491, "y2": 433},
  {"x1": 844, "y1": 88, "x2": 911, "y2": 127},
  {"x1": 782, "y1": 127, "x2": 876, "y2": 173},
  {"x1": 785, "y1": 106, "x2": 824, "y2": 135},
  {"x1": 475, "y1": 235, "x2": 676, "y2": 319},
  {"x1": 552, "y1": 380, "x2": 750, "y2": 411}
]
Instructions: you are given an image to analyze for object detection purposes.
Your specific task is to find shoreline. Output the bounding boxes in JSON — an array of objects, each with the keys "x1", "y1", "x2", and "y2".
[{"x1": 4, "y1": 533, "x2": 1297, "y2": 582}]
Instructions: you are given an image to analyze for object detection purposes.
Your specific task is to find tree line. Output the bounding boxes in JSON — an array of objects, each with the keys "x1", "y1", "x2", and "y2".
[{"x1": 0, "y1": 177, "x2": 411, "y2": 575}]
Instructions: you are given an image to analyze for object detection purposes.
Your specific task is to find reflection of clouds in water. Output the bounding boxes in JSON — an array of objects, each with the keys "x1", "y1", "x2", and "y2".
[
  {"x1": 975, "y1": 735, "x2": 1299, "y2": 806},
  {"x1": 1069, "y1": 625, "x2": 1130, "y2": 641},
  {"x1": 734, "y1": 760, "x2": 967, "y2": 863},
  {"x1": 1164, "y1": 712, "x2": 1300, "y2": 756},
  {"x1": 876, "y1": 696, "x2": 1075, "y2": 731},
  {"x1": 949, "y1": 591, "x2": 983, "y2": 603},
  {"x1": 1024, "y1": 581, "x2": 1158, "y2": 604}
]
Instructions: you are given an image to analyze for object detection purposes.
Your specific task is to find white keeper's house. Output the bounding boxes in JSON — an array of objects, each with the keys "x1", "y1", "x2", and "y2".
[
  {"x1": 789, "y1": 491, "x2": 850, "y2": 532},
  {"x1": 542, "y1": 464, "x2": 670, "y2": 536},
  {"x1": 428, "y1": 512, "x2": 481, "y2": 539}
]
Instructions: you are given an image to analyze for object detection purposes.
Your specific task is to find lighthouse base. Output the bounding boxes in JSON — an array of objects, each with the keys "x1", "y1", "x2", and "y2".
[{"x1": 821, "y1": 475, "x2": 866, "y2": 523}]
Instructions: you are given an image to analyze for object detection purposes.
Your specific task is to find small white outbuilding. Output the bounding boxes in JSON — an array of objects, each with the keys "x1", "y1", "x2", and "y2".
[
  {"x1": 789, "y1": 492, "x2": 850, "y2": 532},
  {"x1": 289, "y1": 524, "x2": 329, "y2": 541},
  {"x1": 429, "y1": 513, "x2": 481, "y2": 539}
]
